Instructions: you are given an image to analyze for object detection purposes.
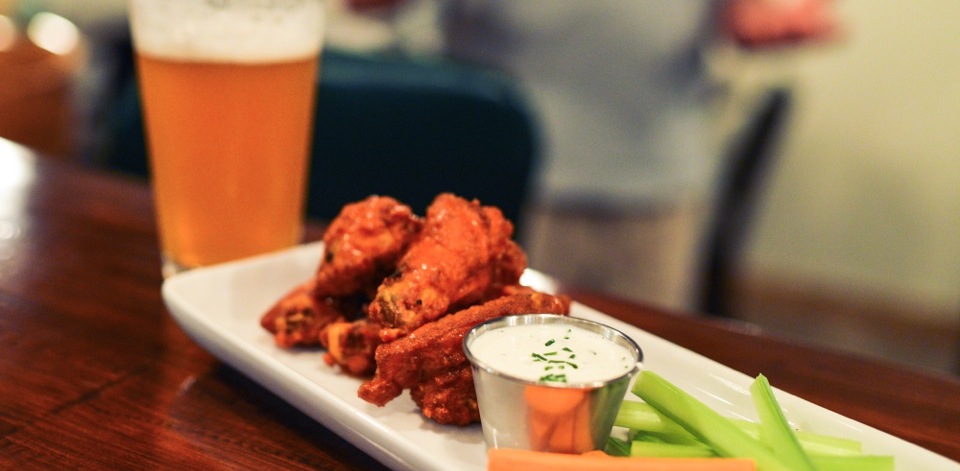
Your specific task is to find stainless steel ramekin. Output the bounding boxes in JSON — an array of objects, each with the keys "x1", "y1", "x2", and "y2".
[{"x1": 464, "y1": 314, "x2": 643, "y2": 454}]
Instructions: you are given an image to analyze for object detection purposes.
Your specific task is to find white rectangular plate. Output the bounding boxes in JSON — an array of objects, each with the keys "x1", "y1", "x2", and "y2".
[{"x1": 162, "y1": 242, "x2": 959, "y2": 471}]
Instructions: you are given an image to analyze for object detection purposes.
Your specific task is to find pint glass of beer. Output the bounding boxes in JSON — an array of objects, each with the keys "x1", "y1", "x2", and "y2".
[{"x1": 128, "y1": 0, "x2": 325, "y2": 277}]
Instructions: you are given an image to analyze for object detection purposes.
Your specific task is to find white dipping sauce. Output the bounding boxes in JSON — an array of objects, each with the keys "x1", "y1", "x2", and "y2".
[{"x1": 468, "y1": 322, "x2": 636, "y2": 384}]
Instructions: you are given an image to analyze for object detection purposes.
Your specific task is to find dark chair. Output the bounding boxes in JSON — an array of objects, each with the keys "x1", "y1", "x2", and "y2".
[
  {"x1": 698, "y1": 87, "x2": 793, "y2": 317},
  {"x1": 99, "y1": 48, "x2": 540, "y2": 234}
]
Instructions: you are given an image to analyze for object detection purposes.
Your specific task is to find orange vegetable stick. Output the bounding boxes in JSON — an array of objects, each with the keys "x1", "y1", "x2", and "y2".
[
  {"x1": 525, "y1": 385, "x2": 593, "y2": 453},
  {"x1": 527, "y1": 408, "x2": 557, "y2": 451},
  {"x1": 547, "y1": 409, "x2": 575, "y2": 452},
  {"x1": 488, "y1": 448, "x2": 757, "y2": 471},
  {"x1": 524, "y1": 385, "x2": 586, "y2": 414},
  {"x1": 569, "y1": 397, "x2": 594, "y2": 453}
]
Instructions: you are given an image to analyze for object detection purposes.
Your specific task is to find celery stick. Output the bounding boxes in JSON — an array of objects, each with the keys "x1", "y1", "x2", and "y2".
[
  {"x1": 811, "y1": 454, "x2": 895, "y2": 471},
  {"x1": 750, "y1": 374, "x2": 817, "y2": 470},
  {"x1": 632, "y1": 432, "x2": 668, "y2": 443},
  {"x1": 734, "y1": 419, "x2": 863, "y2": 456},
  {"x1": 630, "y1": 441, "x2": 716, "y2": 458},
  {"x1": 615, "y1": 400, "x2": 699, "y2": 441},
  {"x1": 632, "y1": 431, "x2": 705, "y2": 447},
  {"x1": 632, "y1": 370, "x2": 793, "y2": 471},
  {"x1": 619, "y1": 394, "x2": 863, "y2": 457},
  {"x1": 605, "y1": 436, "x2": 632, "y2": 457},
  {"x1": 795, "y1": 430, "x2": 863, "y2": 457}
]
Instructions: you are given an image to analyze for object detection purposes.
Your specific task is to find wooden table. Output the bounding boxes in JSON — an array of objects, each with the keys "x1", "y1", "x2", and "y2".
[{"x1": 1, "y1": 138, "x2": 958, "y2": 469}]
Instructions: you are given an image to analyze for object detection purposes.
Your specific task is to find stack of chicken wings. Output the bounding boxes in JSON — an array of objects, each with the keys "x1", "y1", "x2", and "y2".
[{"x1": 260, "y1": 193, "x2": 570, "y2": 425}]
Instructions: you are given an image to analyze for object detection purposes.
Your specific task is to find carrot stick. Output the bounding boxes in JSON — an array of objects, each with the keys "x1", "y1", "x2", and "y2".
[
  {"x1": 488, "y1": 448, "x2": 757, "y2": 471},
  {"x1": 527, "y1": 408, "x2": 557, "y2": 451},
  {"x1": 524, "y1": 385, "x2": 586, "y2": 414},
  {"x1": 570, "y1": 396, "x2": 594, "y2": 452},
  {"x1": 524, "y1": 385, "x2": 593, "y2": 453}
]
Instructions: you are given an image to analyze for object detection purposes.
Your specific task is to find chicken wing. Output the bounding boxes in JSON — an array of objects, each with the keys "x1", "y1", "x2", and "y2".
[
  {"x1": 358, "y1": 288, "x2": 571, "y2": 425},
  {"x1": 409, "y1": 364, "x2": 478, "y2": 426},
  {"x1": 313, "y1": 195, "x2": 422, "y2": 298},
  {"x1": 319, "y1": 318, "x2": 384, "y2": 377},
  {"x1": 259, "y1": 278, "x2": 364, "y2": 348},
  {"x1": 368, "y1": 193, "x2": 527, "y2": 342}
]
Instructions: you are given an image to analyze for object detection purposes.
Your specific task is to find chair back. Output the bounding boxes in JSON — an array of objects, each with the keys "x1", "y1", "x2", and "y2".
[
  {"x1": 699, "y1": 87, "x2": 792, "y2": 317},
  {"x1": 307, "y1": 50, "x2": 539, "y2": 229}
]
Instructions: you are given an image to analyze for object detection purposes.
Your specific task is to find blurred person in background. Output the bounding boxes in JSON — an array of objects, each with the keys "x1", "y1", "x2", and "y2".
[{"x1": 349, "y1": 0, "x2": 837, "y2": 312}]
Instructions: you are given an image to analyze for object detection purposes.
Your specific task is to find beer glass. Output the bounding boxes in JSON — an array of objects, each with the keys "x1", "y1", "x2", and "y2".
[{"x1": 128, "y1": 0, "x2": 325, "y2": 277}]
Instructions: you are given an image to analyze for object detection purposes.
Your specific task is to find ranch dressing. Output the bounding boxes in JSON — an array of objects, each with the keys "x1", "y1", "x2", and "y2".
[{"x1": 468, "y1": 322, "x2": 636, "y2": 384}]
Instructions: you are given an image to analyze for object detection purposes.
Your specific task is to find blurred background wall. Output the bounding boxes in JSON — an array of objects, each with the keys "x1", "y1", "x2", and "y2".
[{"x1": 726, "y1": 0, "x2": 960, "y2": 373}]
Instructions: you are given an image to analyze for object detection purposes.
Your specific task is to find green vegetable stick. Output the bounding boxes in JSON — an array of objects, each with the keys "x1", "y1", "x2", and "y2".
[
  {"x1": 632, "y1": 370, "x2": 793, "y2": 471},
  {"x1": 631, "y1": 431, "x2": 706, "y2": 447},
  {"x1": 615, "y1": 400, "x2": 699, "y2": 440},
  {"x1": 630, "y1": 441, "x2": 716, "y2": 458},
  {"x1": 733, "y1": 419, "x2": 863, "y2": 456},
  {"x1": 618, "y1": 396, "x2": 866, "y2": 458},
  {"x1": 811, "y1": 454, "x2": 895, "y2": 471},
  {"x1": 750, "y1": 374, "x2": 816, "y2": 470},
  {"x1": 617, "y1": 399, "x2": 863, "y2": 456},
  {"x1": 604, "y1": 436, "x2": 632, "y2": 457}
]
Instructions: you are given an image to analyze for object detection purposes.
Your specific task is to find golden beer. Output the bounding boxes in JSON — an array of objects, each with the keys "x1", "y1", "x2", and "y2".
[
  {"x1": 129, "y1": 0, "x2": 325, "y2": 276},
  {"x1": 137, "y1": 54, "x2": 317, "y2": 271}
]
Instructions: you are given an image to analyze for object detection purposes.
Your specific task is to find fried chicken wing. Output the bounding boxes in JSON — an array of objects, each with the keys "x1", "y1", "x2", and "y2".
[
  {"x1": 313, "y1": 195, "x2": 422, "y2": 298},
  {"x1": 319, "y1": 319, "x2": 384, "y2": 377},
  {"x1": 260, "y1": 192, "x2": 563, "y2": 426},
  {"x1": 358, "y1": 289, "x2": 571, "y2": 425},
  {"x1": 368, "y1": 193, "x2": 527, "y2": 342},
  {"x1": 260, "y1": 195, "x2": 418, "y2": 347},
  {"x1": 259, "y1": 278, "x2": 364, "y2": 348},
  {"x1": 409, "y1": 365, "x2": 477, "y2": 426}
]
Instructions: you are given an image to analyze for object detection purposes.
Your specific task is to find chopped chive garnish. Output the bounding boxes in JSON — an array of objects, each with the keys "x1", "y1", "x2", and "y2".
[
  {"x1": 540, "y1": 374, "x2": 567, "y2": 383},
  {"x1": 531, "y1": 336, "x2": 580, "y2": 382}
]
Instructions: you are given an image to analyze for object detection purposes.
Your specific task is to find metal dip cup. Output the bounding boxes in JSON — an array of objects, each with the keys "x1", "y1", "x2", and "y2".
[{"x1": 464, "y1": 314, "x2": 643, "y2": 454}]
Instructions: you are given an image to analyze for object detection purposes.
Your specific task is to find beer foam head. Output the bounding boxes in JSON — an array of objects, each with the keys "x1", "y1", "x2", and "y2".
[{"x1": 129, "y1": 0, "x2": 325, "y2": 63}]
